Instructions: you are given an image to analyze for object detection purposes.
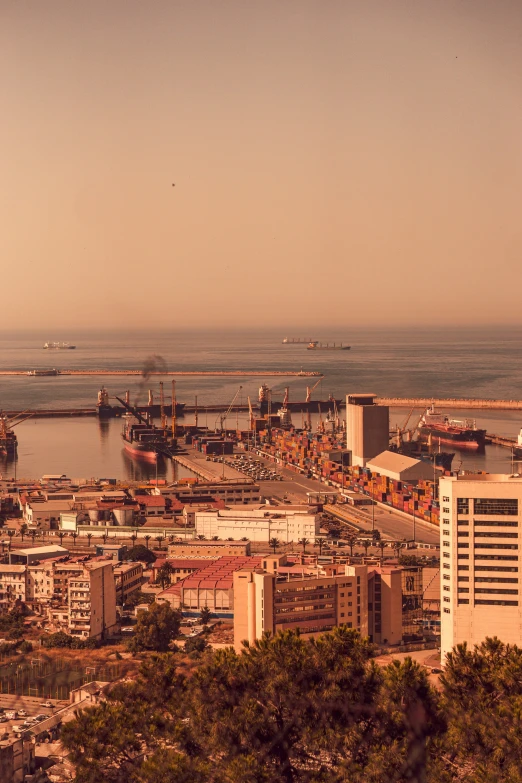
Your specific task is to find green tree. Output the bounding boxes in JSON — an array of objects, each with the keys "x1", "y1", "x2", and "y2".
[
  {"x1": 269, "y1": 537, "x2": 280, "y2": 554},
  {"x1": 196, "y1": 535, "x2": 206, "y2": 541},
  {"x1": 144, "y1": 535, "x2": 152, "y2": 549},
  {"x1": 86, "y1": 532, "x2": 93, "y2": 548},
  {"x1": 6, "y1": 529, "x2": 15, "y2": 550},
  {"x1": 155, "y1": 535, "x2": 165, "y2": 550},
  {"x1": 30, "y1": 529, "x2": 38, "y2": 546},
  {"x1": 129, "y1": 602, "x2": 181, "y2": 653},
  {"x1": 199, "y1": 606, "x2": 212, "y2": 626},
  {"x1": 156, "y1": 561, "x2": 173, "y2": 589},
  {"x1": 345, "y1": 531, "x2": 358, "y2": 557},
  {"x1": 126, "y1": 545, "x2": 157, "y2": 565}
]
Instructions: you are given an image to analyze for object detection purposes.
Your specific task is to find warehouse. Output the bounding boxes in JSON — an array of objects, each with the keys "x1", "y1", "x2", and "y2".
[{"x1": 366, "y1": 451, "x2": 434, "y2": 483}]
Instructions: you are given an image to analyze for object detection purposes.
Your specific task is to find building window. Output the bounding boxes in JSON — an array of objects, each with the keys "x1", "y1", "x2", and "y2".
[
  {"x1": 444, "y1": 608, "x2": 451, "y2": 614},
  {"x1": 457, "y1": 520, "x2": 469, "y2": 526},
  {"x1": 475, "y1": 588, "x2": 518, "y2": 595},
  {"x1": 443, "y1": 519, "x2": 450, "y2": 525},
  {"x1": 443, "y1": 586, "x2": 450, "y2": 591},
  {"x1": 457, "y1": 543, "x2": 469, "y2": 548},
  {"x1": 474, "y1": 544, "x2": 518, "y2": 550},
  {"x1": 458, "y1": 599, "x2": 470, "y2": 605},
  {"x1": 458, "y1": 576, "x2": 470, "y2": 582},
  {"x1": 475, "y1": 555, "x2": 518, "y2": 561},
  {"x1": 443, "y1": 575, "x2": 450, "y2": 580},
  {"x1": 443, "y1": 507, "x2": 450, "y2": 514},
  {"x1": 475, "y1": 566, "x2": 518, "y2": 572},
  {"x1": 457, "y1": 555, "x2": 469, "y2": 560},
  {"x1": 458, "y1": 565, "x2": 470, "y2": 571},
  {"x1": 443, "y1": 496, "x2": 450, "y2": 502},
  {"x1": 443, "y1": 542, "x2": 450, "y2": 547},
  {"x1": 340, "y1": 613, "x2": 345, "y2": 618},
  {"x1": 458, "y1": 587, "x2": 469, "y2": 593},
  {"x1": 443, "y1": 597, "x2": 450, "y2": 602},
  {"x1": 475, "y1": 577, "x2": 518, "y2": 583},
  {"x1": 474, "y1": 532, "x2": 518, "y2": 539},
  {"x1": 475, "y1": 600, "x2": 519, "y2": 606},
  {"x1": 474, "y1": 498, "x2": 518, "y2": 516},
  {"x1": 458, "y1": 531, "x2": 469, "y2": 537},
  {"x1": 443, "y1": 530, "x2": 450, "y2": 536},
  {"x1": 443, "y1": 563, "x2": 450, "y2": 569},
  {"x1": 474, "y1": 521, "x2": 518, "y2": 527},
  {"x1": 443, "y1": 553, "x2": 450, "y2": 558},
  {"x1": 457, "y1": 498, "x2": 469, "y2": 515}
]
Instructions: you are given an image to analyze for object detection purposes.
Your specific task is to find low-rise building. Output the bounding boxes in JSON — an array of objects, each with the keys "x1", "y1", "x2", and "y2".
[
  {"x1": 0, "y1": 737, "x2": 34, "y2": 783},
  {"x1": 195, "y1": 507, "x2": 320, "y2": 543},
  {"x1": 9, "y1": 544, "x2": 69, "y2": 565},
  {"x1": 0, "y1": 565, "x2": 27, "y2": 609},
  {"x1": 167, "y1": 541, "x2": 251, "y2": 557}
]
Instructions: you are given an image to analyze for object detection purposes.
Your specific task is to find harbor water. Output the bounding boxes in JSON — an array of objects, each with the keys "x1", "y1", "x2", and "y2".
[{"x1": 1, "y1": 327, "x2": 522, "y2": 480}]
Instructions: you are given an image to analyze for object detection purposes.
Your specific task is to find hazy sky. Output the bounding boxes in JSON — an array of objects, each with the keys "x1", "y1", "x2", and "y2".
[{"x1": 2, "y1": 0, "x2": 521, "y2": 330}]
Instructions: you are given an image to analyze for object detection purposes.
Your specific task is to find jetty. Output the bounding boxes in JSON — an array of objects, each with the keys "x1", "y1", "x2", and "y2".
[{"x1": 376, "y1": 398, "x2": 522, "y2": 411}]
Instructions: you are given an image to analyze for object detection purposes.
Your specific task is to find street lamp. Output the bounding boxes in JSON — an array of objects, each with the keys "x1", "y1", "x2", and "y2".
[
  {"x1": 412, "y1": 488, "x2": 417, "y2": 543},
  {"x1": 371, "y1": 479, "x2": 375, "y2": 531}
]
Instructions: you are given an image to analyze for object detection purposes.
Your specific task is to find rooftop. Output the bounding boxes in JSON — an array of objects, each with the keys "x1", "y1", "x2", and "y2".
[
  {"x1": 15, "y1": 545, "x2": 69, "y2": 556},
  {"x1": 179, "y1": 555, "x2": 262, "y2": 590}
]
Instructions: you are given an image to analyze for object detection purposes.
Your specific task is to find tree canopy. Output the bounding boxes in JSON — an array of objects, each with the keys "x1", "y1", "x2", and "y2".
[
  {"x1": 125, "y1": 544, "x2": 157, "y2": 564},
  {"x1": 129, "y1": 601, "x2": 181, "y2": 653},
  {"x1": 60, "y1": 631, "x2": 522, "y2": 783}
]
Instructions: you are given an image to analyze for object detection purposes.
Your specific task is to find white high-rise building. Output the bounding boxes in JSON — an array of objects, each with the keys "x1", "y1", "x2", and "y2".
[{"x1": 440, "y1": 474, "x2": 522, "y2": 661}]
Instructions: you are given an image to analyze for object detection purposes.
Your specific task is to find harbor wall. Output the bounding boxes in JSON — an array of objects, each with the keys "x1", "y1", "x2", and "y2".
[{"x1": 376, "y1": 398, "x2": 522, "y2": 411}]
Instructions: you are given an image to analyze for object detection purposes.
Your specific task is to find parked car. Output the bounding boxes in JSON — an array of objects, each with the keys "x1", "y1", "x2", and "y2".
[
  {"x1": 18, "y1": 709, "x2": 27, "y2": 717},
  {"x1": 5, "y1": 711, "x2": 17, "y2": 720},
  {"x1": 40, "y1": 701, "x2": 53, "y2": 708},
  {"x1": 34, "y1": 714, "x2": 49, "y2": 722}
]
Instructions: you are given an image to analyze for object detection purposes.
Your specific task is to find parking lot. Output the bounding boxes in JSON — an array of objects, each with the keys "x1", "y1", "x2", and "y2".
[
  {"x1": 0, "y1": 693, "x2": 61, "y2": 738},
  {"x1": 207, "y1": 454, "x2": 284, "y2": 482}
]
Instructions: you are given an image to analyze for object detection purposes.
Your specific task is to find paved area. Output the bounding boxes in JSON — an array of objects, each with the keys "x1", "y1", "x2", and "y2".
[{"x1": 374, "y1": 648, "x2": 443, "y2": 685}]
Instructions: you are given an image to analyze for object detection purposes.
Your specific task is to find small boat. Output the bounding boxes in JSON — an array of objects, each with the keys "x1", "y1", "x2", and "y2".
[{"x1": 43, "y1": 342, "x2": 76, "y2": 349}]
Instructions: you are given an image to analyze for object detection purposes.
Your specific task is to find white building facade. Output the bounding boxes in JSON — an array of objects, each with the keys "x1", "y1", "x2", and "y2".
[
  {"x1": 195, "y1": 508, "x2": 320, "y2": 543},
  {"x1": 440, "y1": 474, "x2": 522, "y2": 661}
]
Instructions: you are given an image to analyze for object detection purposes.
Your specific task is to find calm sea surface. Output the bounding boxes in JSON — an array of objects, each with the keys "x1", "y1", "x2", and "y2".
[{"x1": 1, "y1": 327, "x2": 521, "y2": 480}]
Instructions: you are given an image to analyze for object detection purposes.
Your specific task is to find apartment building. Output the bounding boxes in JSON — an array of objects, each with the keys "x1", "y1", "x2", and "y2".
[
  {"x1": 440, "y1": 474, "x2": 522, "y2": 660},
  {"x1": 195, "y1": 507, "x2": 320, "y2": 543},
  {"x1": 367, "y1": 567, "x2": 403, "y2": 646},
  {"x1": 0, "y1": 565, "x2": 26, "y2": 609},
  {"x1": 114, "y1": 562, "x2": 143, "y2": 605},
  {"x1": 233, "y1": 563, "x2": 369, "y2": 652},
  {"x1": 68, "y1": 561, "x2": 117, "y2": 640}
]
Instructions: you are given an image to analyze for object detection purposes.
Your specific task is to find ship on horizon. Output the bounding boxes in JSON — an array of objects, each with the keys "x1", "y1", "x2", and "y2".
[
  {"x1": 282, "y1": 337, "x2": 316, "y2": 344},
  {"x1": 418, "y1": 405, "x2": 486, "y2": 451},
  {"x1": 306, "y1": 341, "x2": 350, "y2": 351},
  {"x1": 43, "y1": 342, "x2": 76, "y2": 349}
]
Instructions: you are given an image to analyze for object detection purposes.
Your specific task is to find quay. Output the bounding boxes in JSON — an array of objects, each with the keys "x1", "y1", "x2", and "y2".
[
  {"x1": 376, "y1": 397, "x2": 522, "y2": 411},
  {"x1": 0, "y1": 369, "x2": 322, "y2": 377}
]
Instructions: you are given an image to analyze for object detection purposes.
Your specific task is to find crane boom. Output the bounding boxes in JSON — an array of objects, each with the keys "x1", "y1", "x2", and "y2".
[
  {"x1": 115, "y1": 396, "x2": 150, "y2": 427},
  {"x1": 306, "y1": 376, "x2": 324, "y2": 403},
  {"x1": 216, "y1": 385, "x2": 243, "y2": 432},
  {"x1": 247, "y1": 395, "x2": 254, "y2": 431}
]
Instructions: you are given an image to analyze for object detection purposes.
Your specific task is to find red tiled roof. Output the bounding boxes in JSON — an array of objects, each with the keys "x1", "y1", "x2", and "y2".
[
  {"x1": 180, "y1": 556, "x2": 262, "y2": 591},
  {"x1": 135, "y1": 495, "x2": 166, "y2": 507}
]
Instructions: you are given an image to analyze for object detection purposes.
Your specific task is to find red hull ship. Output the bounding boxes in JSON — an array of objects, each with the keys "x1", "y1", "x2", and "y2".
[{"x1": 418, "y1": 405, "x2": 486, "y2": 451}]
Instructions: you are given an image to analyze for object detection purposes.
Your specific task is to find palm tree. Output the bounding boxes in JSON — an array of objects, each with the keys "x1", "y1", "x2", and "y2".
[
  {"x1": 58, "y1": 531, "x2": 65, "y2": 547},
  {"x1": 103, "y1": 531, "x2": 109, "y2": 544},
  {"x1": 211, "y1": 536, "x2": 220, "y2": 541},
  {"x1": 156, "y1": 562, "x2": 173, "y2": 589},
  {"x1": 144, "y1": 535, "x2": 152, "y2": 549},
  {"x1": 29, "y1": 530, "x2": 38, "y2": 547},
  {"x1": 130, "y1": 532, "x2": 138, "y2": 547},
  {"x1": 71, "y1": 531, "x2": 78, "y2": 548},
  {"x1": 197, "y1": 535, "x2": 206, "y2": 541},
  {"x1": 155, "y1": 535, "x2": 165, "y2": 550},
  {"x1": 6, "y1": 529, "x2": 15, "y2": 551},
  {"x1": 379, "y1": 540, "x2": 386, "y2": 563},
  {"x1": 298, "y1": 537, "x2": 309, "y2": 554},
  {"x1": 20, "y1": 524, "x2": 27, "y2": 542},
  {"x1": 240, "y1": 537, "x2": 249, "y2": 542},
  {"x1": 359, "y1": 539, "x2": 370, "y2": 558},
  {"x1": 315, "y1": 537, "x2": 326, "y2": 556},
  {"x1": 269, "y1": 537, "x2": 280, "y2": 554},
  {"x1": 345, "y1": 532, "x2": 358, "y2": 557},
  {"x1": 393, "y1": 541, "x2": 402, "y2": 560},
  {"x1": 86, "y1": 533, "x2": 93, "y2": 549}
]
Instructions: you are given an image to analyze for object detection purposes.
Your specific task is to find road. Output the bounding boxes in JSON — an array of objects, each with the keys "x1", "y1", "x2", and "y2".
[{"x1": 242, "y1": 450, "x2": 440, "y2": 546}]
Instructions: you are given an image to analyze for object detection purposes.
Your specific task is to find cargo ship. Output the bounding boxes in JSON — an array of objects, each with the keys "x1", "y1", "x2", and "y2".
[
  {"x1": 96, "y1": 387, "x2": 185, "y2": 419},
  {"x1": 27, "y1": 369, "x2": 60, "y2": 377},
  {"x1": 258, "y1": 383, "x2": 341, "y2": 413},
  {"x1": 306, "y1": 341, "x2": 350, "y2": 351},
  {"x1": 0, "y1": 414, "x2": 17, "y2": 456},
  {"x1": 43, "y1": 342, "x2": 76, "y2": 349},
  {"x1": 122, "y1": 420, "x2": 173, "y2": 461},
  {"x1": 418, "y1": 405, "x2": 486, "y2": 451}
]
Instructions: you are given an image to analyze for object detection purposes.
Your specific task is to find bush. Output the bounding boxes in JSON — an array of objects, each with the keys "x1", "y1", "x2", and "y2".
[
  {"x1": 18, "y1": 640, "x2": 33, "y2": 654},
  {"x1": 128, "y1": 603, "x2": 181, "y2": 653},
  {"x1": 184, "y1": 636, "x2": 209, "y2": 654}
]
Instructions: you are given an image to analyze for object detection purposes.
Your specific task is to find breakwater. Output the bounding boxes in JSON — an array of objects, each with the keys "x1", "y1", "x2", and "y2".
[
  {"x1": 0, "y1": 369, "x2": 323, "y2": 377},
  {"x1": 376, "y1": 398, "x2": 522, "y2": 411}
]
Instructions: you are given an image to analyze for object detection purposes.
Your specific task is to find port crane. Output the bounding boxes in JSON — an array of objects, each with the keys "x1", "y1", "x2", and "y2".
[
  {"x1": 305, "y1": 377, "x2": 324, "y2": 403},
  {"x1": 215, "y1": 385, "x2": 243, "y2": 432},
  {"x1": 247, "y1": 396, "x2": 255, "y2": 431}
]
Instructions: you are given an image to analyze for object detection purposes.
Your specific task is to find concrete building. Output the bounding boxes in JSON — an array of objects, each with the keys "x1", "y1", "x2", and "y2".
[
  {"x1": 114, "y1": 562, "x2": 143, "y2": 606},
  {"x1": 68, "y1": 561, "x2": 117, "y2": 640},
  {"x1": 9, "y1": 544, "x2": 68, "y2": 565},
  {"x1": 25, "y1": 499, "x2": 73, "y2": 527},
  {"x1": 366, "y1": 451, "x2": 434, "y2": 483},
  {"x1": 440, "y1": 474, "x2": 522, "y2": 661},
  {"x1": 346, "y1": 394, "x2": 390, "y2": 468},
  {"x1": 159, "y1": 482, "x2": 262, "y2": 505},
  {"x1": 233, "y1": 563, "x2": 369, "y2": 651},
  {"x1": 367, "y1": 566, "x2": 403, "y2": 645},
  {"x1": 195, "y1": 507, "x2": 320, "y2": 543},
  {"x1": 0, "y1": 565, "x2": 27, "y2": 608},
  {"x1": 0, "y1": 737, "x2": 34, "y2": 783}
]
